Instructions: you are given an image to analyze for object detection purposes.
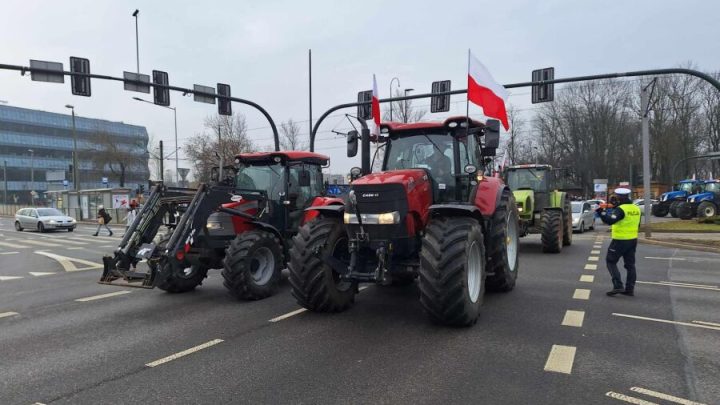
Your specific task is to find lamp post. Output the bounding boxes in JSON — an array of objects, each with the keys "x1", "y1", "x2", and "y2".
[
  {"x1": 403, "y1": 88, "x2": 415, "y2": 123},
  {"x1": 389, "y1": 77, "x2": 400, "y2": 122},
  {"x1": 133, "y1": 97, "x2": 179, "y2": 184},
  {"x1": 671, "y1": 151, "x2": 720, "y2": 186},
  {"x1": 28, "y1": 149, "x2": 34, "y2": 206},
  {"x1": 65, "y1": 104, "x2": 81, "y2": 219},
  {"x1": 132, "y1": 9, "x2": 140, "y2": 73}
]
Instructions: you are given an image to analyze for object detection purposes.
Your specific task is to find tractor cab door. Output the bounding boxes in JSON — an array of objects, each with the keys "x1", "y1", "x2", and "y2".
[{"x1": 286, "y1": 163, "x2": 324, "y2": 233}]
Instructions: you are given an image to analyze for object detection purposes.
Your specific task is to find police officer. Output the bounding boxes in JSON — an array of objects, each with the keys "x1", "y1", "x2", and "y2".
[{"x1": 597, "y1": 188, "x2": 641, "y2": 296}]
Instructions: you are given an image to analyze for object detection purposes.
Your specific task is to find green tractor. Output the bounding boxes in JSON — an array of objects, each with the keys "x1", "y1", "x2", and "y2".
[{"x1": 504, "y1": 164, "x2": 573, "y2": 253}]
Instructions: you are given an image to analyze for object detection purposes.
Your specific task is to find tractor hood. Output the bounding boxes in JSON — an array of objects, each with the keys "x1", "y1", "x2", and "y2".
[
  {"x1": 660, "y1": 190, "x2": 689, "y2": 202},
  {"x1": 512, "y1": 189, "x2": 534, "y2": 218},
  {"x1": 687, "y1": 192, "x2": 714, "y2": 203},
  {"x1": 352, "y1": 169, "x2": 428, "y2": 188}
]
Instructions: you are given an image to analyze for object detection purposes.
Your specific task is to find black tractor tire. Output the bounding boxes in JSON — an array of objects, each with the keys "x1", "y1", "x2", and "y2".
[
  {"x1": 652, "y1": 203, "x2": 669, "y2": 217},
  {"x1": 485, "y1": 189, "x2": 520, "y2": 293},
  {"x1": 154, "y1": 260, "x2": 209, "y2": 293},
  {"x1": 696, "y1": 201, "x2": 717, "y2": 218},
  {"x1": 14, "y1": 221, "x2": 23, "y2": 231},
  {"x1": 669, "y1": 201, "x2": 681, "y2": 218},
  {"x1": 222, "y1": 230, "x2": 283, "y2": 300},
  {"x1": 677, "y1": 202, "x2": 695, "y2": 220},
  {"x1": 541, "y1": 209, "x2": 563, "y2": 253},
  {"x1": 288, "y1": 216, "x2": 357, "y2": 312},
  {"x1": 562, "y1": 201, "x2": 573, "y2": 246},
  {"x1": 419, "y1": 216, "x2": 486, "y2": 327}
]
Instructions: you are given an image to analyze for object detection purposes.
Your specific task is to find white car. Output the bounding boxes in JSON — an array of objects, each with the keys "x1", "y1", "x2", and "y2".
[
  {"x1": 15, "y1": 207, "x2": 77, "y2": 232},
  {"x1": 571, "y1": 201, "x2": 595, "y2": 233}
]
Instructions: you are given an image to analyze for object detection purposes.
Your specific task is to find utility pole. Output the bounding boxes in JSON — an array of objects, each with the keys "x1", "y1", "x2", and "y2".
[
  {"x1": 217, "y1": 122, "x2": 223, "y2": 182},
  {"x1": 66, "y1": 105, "x2": 81, "y2": 219},
  {"x1": 308, "y1": 49, "x2": 312, "y2": 146},
  {"x1": 641, "y1": 82, "x2": 653, "y2": 238},
  {"x1": 159, "y1": 140, "x2": 164, "y2": 182}
]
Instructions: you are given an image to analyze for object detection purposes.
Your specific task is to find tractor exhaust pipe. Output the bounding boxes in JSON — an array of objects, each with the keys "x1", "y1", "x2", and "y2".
[{"x1": 361, "y1": 127, "x2": 371, "y2": 175}]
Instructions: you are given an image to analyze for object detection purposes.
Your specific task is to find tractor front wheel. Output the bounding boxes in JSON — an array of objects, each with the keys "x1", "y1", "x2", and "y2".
[
  {"x1": 669, "y1": 201, "x2": 681, "y2": 218},
  {"x1": 677, "y1": 202, "x2": 695, "y2": 220},
  {"x1": 222, "y1": 230, "x2": 283, "y2": 300},
  {"x1": 485, "y1": 189, "x2": 519, "y2": 292},
  {"x1": 154, "y1": 260, "x2": 209, "y2": 293},
  {"x1": 697, "y1": 201, "x2": 717, "y2": 218},
  {"x1": 541, "y1": 210, "x2": 563, "y2": 253},
  {"x1": 652, "y1": 203, "x2": 669, "y2": 217},
  {"x1": 288, "y1": 217, "x2": 356, "y2": 312},
  {"x1": 419, "y1": 216, "x2": 486, "y2": 326},
  {"x1": 562, "y1": 201, "x2": 573, "y2": 246}
]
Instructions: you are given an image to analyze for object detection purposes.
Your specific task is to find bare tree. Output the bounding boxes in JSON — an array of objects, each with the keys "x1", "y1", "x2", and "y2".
[
  {"x1": 280, "y1": 118, "x2": 307, "y2": 150},
  {"x1": 505, "y1": 104, "x2": 526, "y2": 165},
  {"x1": 87, "y1": 130, "x2": 147, "y2": 187},
  {"x1": 184, "y1": 113, "x2": 255, "y2": 182},
  {"x1": 382, "y1": 90, "x2": 427, "y2": 123}
]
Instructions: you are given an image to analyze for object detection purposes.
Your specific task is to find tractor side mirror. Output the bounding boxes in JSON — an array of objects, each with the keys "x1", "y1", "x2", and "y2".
[
  {"x1": 298, "y1": 169, "x2": 311, "y2": 187},
  {"x1": 210, "y1": 167, "x2": 219, "y2": 182},
  {"x1": 347, "y1": 130, "x2": 359, "y2": 157},
  {"x1": 484, "y1": 119, "x2": 500, "y2": 149}
]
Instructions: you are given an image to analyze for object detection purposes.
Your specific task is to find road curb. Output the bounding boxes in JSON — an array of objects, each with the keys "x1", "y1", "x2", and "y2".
[{"x1": 639, "y1": 238, "x2": 720, "y2": 253}]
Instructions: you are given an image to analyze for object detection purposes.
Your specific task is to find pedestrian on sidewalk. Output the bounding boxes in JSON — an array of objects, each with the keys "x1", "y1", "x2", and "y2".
[
  {"x1": 93, "y1": 205, "x2": 114, "y2": 237},
  {"x1": 597, "y1": 188, "x2": 640, "y2": 297},
  {"x1": 123, "y1": 200, "x2": 138, "y2": 231}
]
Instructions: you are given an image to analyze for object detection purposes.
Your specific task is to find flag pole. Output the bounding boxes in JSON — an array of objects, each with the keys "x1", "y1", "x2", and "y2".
[{"x1": 465, "y1": 49, "x2": 471, "y2": 131}]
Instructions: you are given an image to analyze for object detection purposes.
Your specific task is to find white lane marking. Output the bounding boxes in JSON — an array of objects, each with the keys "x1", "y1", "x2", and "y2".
[
  {"x1": 0, "y1": 241, "x2": 29, "y2": 249},
  {"x1": 573, "y1": 289, "x2": 591, "y2": 300},
  {"x1": 69, "y1": 237, "x2": 111, "y2": 243},
  {"x1": 0, "y1": 276, "x2": 24, "y2": 281},
  {"x1": 591, "y1": 250, "x2": 601, "y2": 254},
  {"x1": 588, "y1": 256, "x2": 599, "y2": 262},
  {"x1": 34, "y1": 251, "x2": 103, "y2": 272},
  {"x1": 544, "y1": 345, "x2": 576, "y2": 374},
  {"x1": 645, "y1": 256, "x2": 686, "y2": 261},
  {"x1": 630, "y1": 387, "x2": 706, "y2": 405},
  {"x1": 0, "y1": 251, "x2": 20, "y2": 255},
  {"x1": 636, "y1": 281, "x2": 719, "y2": 291},
  {"x1": 612, "y1": 313, "x2": 720, "y2": 332},
  {"x1": 0, "y1": 311, "x2": 20, "y2": 319},
  {"x1": 29, "y1": 272, "x2": 56, "y2": 277},
  {"x1": 18, "y1": 239, "x2": 62, "y2": 247},
  {"x1": 100, "y1": 245, "x2": 114, "y2": 248},
  {"x1": 584, "y1": 264, "x2": 598, "y2": 270},
  {"x1": 561, "y1": 310, "x2": 585, "y2": 327},
  {"x1": 606, "y1": 391, "x2": 659, "y2": 405},
  {"x1": 580, "y1": 275, "x2": 595, "y2": 283},
  {"x1": 692, "y1": 320, "x2": 720, "y2": 328},
  {"x1": 145, "y1": 339, "x2": 224, "y2": 368},
  {"x1": 67, "y1": 247, "x2": 84, "y2": 250},
  {"x1": 269, "y1": 308, "x2": 307, "y2": 323},
  {"x1": 75, "y1": 290, "x2": 132, "y2": 302}
]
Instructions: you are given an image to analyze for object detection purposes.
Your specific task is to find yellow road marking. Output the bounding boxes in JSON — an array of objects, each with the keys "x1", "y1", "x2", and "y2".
[
  {"x1": 588, "y1": 256, "x2": 599, "y2": 262},
  {"x1": 34, "y1": 251, "x2": 103, "y2": 272},
  {"x1": 612, "y1": 313, "x2": 720, "y2": 331},
  {"x1": 591, "y1": 250, "x2": 601, "y2": 254},
  {"x1": 584, "y1": 264, "x2": 598, "y2": 270},
  {"x1": 605, "y1": 391, "x2": 658, "y2": 405},
  {"x1": 630, "y1": 387, "x2": 706, "y2": 405},
  {"x1": 544, "y1": 345, "x2": 576, "y2": 374},
  {"x1": 573, "y1": 289, "x2": 591, "y2": 300},
  {"x1": 75, "y1": 290, "x2": 131, "y2": 302},
  {"x1": 561, "y1": 310, "x2": 585, "y2": 327},
  {"x1": 580, "y1": 275, "x2": 595, "y2": 283},
  {"x1": 0, "y1": 311, "x2": 19, "y2": 319},
  {"x1": 146, "y1": 339, "x2": 224, "y2": 367}
]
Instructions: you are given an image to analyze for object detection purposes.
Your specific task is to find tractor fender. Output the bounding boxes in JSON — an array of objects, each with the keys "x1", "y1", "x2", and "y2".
[
  {"x1": 429, "y1": 204, "x2": 484, "y2": 224},
  {"x1": 304, "y1": 202, "x2": 345, "y2": 220},
  {"x1": 473, "y1": 177, "x2": 507, "y2": 217},
  {"x1": 246, "y1": 220, "x2": 285, "y2": 249}
]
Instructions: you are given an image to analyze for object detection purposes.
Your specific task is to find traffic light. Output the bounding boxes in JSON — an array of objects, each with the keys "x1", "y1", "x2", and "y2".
[
  {"x1": 70, "y1": 57, "x2": 91, "y2": 96},
  {"x1": 357, "y1": 90, "x2": 373, "y2": 120},
  {"x1": 152, "y1": 70, "x2": 170, "y2": 106},
  {"x1": 531, "y1": 67, "x2": 555, "y2": 104},
  {"x1": 217, "y1": 83, "x2": 232, "y2": 116},
  {"x1": 431, "y1": 80, "x2": 451, "y2": 113}
]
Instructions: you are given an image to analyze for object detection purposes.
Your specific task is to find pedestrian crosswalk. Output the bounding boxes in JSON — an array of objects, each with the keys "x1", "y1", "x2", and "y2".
[{"x1": 0, "y1": 235, "x2": 120, "y2": 251}]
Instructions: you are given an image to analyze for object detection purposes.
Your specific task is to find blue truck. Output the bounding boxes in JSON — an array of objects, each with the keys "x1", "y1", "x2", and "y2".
[
  {"x1": 677, "y1": 180, "x2": 720, "y2": 219},
  {"x1": 652, "y1": 179, "x2": 705, "y2": 218}
]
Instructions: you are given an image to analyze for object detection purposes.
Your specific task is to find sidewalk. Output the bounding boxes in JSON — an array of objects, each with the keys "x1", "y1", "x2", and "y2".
[{"x1": 639, "y1": 232, "x2": 720, "y2": 253}]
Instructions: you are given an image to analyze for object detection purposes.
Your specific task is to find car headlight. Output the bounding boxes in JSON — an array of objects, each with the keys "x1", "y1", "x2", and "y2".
[
  {"x1": 343, "y1": 211, "x2": 400, "y2": 225},
  {"x1": 48, "y1": 220, "x2": 57, "y2": 224},
  {"x1": 71, "y1": 219, "x2": 77, "y2": 223}
]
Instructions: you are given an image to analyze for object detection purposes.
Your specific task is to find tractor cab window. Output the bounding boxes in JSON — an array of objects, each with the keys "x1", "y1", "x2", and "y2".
[
  {"x1": 288, "y1": 164, "x2": 324, "y2": 210},
  {"x1": 506, "y1": 168, "x2": 548, "y2": 191},
  {"x1": 385, "y1": 133, "x2": 455, "y2": 185},
  {"x1": 678, "y1": 182, "x2": 694, "y2": 192},
  {"x1": 235, "y1": 163, "x2": 284, "y2": 200},
  {"x1": 705, "y1": 182, "x2": 719, "y2": 193}
]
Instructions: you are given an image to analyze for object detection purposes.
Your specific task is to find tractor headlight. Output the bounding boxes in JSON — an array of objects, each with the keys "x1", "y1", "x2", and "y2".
[
  {"x1": 377, "y1": 212, "x2": 400, "y2": 224},
  {"x1": 689, "y1": 197, "x2": 695, "y2": 203},
  {"x1": 517, "y1": 206, "x2": 523, "y2": 212},
  {"x1": 206, "y1": 222, "x2": 223, "y2": 230},
  {"x1": 661, "y1": 195, "x2": 668, "y2": 201},
  {"x1": 343, "y1": 211, "x2": 400, "y2": 225}
]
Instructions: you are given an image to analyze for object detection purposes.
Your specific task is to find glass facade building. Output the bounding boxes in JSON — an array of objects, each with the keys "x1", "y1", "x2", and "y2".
[{"x1": 0, "y1": 105, "x2": 149, "y2": 204}]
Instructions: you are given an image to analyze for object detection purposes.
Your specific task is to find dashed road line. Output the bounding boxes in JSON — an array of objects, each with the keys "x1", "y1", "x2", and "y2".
[
  {"x1": 561, "y1": 310, "x2": 585, "y2": 327},
  {"x1": 644, "y1": 256, "x2": 686, "y2": 261},
  {"x1": 692, "y1": 320, "x2": 720, "y2": 328},
  {"x1": 588, "y1": 256, "x2": 599, "y2": 262},
  {"x1": 630, "y1": 386, "x2": 706, "y2": 405},
  {"x1": 0, "y1": 276, "x2": 24, "y2": 281},
  {"x1": 544, "y1": 345, "x2": 576, "y2": 374},
  {"x1": 584, "y1": 264, "x2": 598, "y2": 270},
  {"x1": 269, "y1": 308, "x2": 307, "y2": 323},
  {"x1": 573, "y1": 289, "x2": 591, "y2": 300},
  {"x1": 67, "y1": 247, "x2": 85, "y2": 250},
  {"x1": 17, "y1": 239, "x2": 62, "y2": 247},
  {"x1": 612, "y1": 313, "x2": 720, "y2": 332},
  {"x1": 29, "y1": 272, "x2": 56, "y2": 277},
  {"x1": 0, "y1": 251, "x2": 20, "y2": 255},
  {"x1": 75, "y1": 290, "x2": 132, "y2": 302},
  {"x1": 605, "y1": 391, "x2": 658, "y2": 405},
  {"x1": 580, "y1": 275, "x2": 595, "y2": 283},
  {"x1": 0, "y1": 311, "x2": 19, "y2": 319},
  {"x1": 145, "y1": 339, "x2": 224, "y2": 368},
  {"x1": 591, "y1": 249, "x2": 601, "y2": 254}
]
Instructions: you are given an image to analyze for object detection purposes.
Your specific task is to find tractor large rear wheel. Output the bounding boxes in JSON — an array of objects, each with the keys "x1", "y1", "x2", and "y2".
[
  {"x1": 562, "y1": 201, "x2": 573, "y2": 246},
  {"x1": 288, "y1": 217, "x2": 357, "y2": 312},
  {"x1": 541, "y1": 210, "x2": 563, "y2": 253},
  {"x1": 419, "y1": 216, "x2": 485, "y2": 327},
  {"x1": 669, "y1": 201, "x2": 681, "y2": 218},
  {"x1": 222, "y1": 230, "x2": 283, "y2": 300},
  {"x1": 485, "y1": 189, "x2": 519, "y2": 292},
  {"x1": 652, "y1": 203, "x2": 669, "y2": 217}
]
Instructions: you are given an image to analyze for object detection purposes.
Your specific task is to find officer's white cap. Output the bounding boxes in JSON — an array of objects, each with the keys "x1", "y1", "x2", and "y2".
[{"x1": 614, "y1": 187, "x2": 631, "y2": 195}]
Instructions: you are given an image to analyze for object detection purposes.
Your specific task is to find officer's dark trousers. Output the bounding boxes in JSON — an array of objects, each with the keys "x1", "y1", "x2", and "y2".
[{"x1": 606, "y1": 239, "x2": 637, "y2": 291}]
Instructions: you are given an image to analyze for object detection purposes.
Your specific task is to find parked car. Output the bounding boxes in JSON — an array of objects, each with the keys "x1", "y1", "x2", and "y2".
[
  {"x1": 15, "y1": 207, "x2": 77, "y2": 232},
  {"x1": 571, "y1": 201, "x2": 595, "y2": 233},
  {"x1": 633, "y1": 198, "x2": 658, "y2": 207}
]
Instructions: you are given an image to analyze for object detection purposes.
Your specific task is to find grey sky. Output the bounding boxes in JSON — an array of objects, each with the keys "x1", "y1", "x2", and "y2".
[{"x1": 2, "y1": 0, "x2": 719, "y2": 176}]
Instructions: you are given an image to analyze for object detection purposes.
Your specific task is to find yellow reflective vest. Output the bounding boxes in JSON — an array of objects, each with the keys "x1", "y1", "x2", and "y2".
[{"x1": 612, "y1": 204, "x2": 641, "y2": 240}]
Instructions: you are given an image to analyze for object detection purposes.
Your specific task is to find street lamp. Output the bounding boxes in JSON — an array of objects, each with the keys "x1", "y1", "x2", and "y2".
[
  {"x1": 132, "y1": 9, "x2": 140, "y2": 73},
  {"x1": 28, "y1": 149, "x2": 34, "y2": 206},
  {"x1": 65, "y1": 104, "x2": 81, "y2": 219},
  {"x1": 389, "y1": 77, "x2": 400, "y2": 122},
  {"x1": 671, "y1": 151, "x2": 720, "y2": 186},
  {"x1": 133, "y1": 97, "x2": 179, "y2": 184},
  {"x1": 403, "y1": 88, "x2": 415, "y2": 123}
]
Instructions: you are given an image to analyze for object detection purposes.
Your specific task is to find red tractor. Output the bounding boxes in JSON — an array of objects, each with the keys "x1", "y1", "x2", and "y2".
[
  {"x1": 101, "y1": 151, "x2": 342, "y2": 300},
  {"x1": 288, "y1": 117, "x2": 520, "y2": 326}
]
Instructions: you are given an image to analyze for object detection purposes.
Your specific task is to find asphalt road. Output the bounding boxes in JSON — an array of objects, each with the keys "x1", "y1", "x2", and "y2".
[{"x1": 0, "y1": 216, "x2": 718, "y2": 405}]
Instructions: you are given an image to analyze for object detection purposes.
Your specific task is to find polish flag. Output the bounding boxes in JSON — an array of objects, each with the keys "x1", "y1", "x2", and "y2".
[
  {"x1": 467, "y1": 51, "x2": 510, "y2": 131},
  {"x1": 371, "y1": 74, "x2": 381, "y2": 135}
]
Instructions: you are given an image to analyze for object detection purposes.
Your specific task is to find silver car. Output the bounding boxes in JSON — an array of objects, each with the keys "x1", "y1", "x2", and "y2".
[
  {"x1": 571, "y1": 201, "x2": 595, "y2": 233},
  {"x1": 15, "y1": 207, "x2": 77, "y2": 232}
]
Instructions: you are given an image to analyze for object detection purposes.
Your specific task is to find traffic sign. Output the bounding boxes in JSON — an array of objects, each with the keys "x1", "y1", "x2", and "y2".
[
  {"x1": 70, "y1": 57, "x2": 91, "y2": 96},
  {"x1": 102, "y1": 177, "x2": 108, "y2": 184},
  {"x1": 357, "y1": 90, "x2": 373, "y2": 120},
  {"x1": 193, "y1": 84, "x2": 216, "y2": 104},
  {"x1": 152, "y1": 70, "x2": 170, "y2": 106},
  {"x1": 123, "y1": 71, "x2": 150, "y2": 93},
  {"x1": 30, "y1": 59, "x2": 64, "y2": 83}
]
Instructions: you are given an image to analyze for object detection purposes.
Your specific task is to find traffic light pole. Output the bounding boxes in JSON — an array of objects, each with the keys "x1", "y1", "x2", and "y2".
[{"x1": 641, "y1": 83, "x2": 652, "y2": 238}]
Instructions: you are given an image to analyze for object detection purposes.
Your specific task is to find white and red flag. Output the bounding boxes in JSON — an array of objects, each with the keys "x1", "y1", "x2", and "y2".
[
  {"x1": 467, "y1": 51, "x2": 510, "y2": 131},
  {"x1": 371, "y1": 74, "x2": 381, "y2": 135}
]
